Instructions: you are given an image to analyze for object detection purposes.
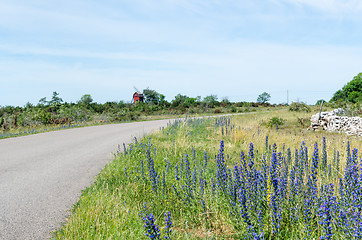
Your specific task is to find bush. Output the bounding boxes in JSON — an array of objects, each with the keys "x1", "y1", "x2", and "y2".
[
  {"x1": 266, "y1": 117, "x2": 285, "y2": 128},
  {"x1": 289, "y1": 102, "x2": 311, "y2": 112}
]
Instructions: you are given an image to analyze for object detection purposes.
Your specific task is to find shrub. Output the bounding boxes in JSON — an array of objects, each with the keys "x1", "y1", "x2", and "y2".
[
  {"x1": 289, "y1": 102, "x2": 311, "y2": 112},
  {"x1": 214, "y1": 109, "x2": 222, "y2": 114},
  {"x1": 266, "y1": 117, "x2": 285, "y2": 128}
]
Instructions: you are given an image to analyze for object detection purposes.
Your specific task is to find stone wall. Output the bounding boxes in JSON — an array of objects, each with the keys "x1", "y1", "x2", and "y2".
[{"x1": 309, "y1": 108, "x2": 362, "y2": 136}]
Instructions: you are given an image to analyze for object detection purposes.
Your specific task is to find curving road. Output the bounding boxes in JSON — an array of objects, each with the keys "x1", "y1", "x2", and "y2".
[{"x1": 0, "y1": 119, "x2": 173, "y2": 240}]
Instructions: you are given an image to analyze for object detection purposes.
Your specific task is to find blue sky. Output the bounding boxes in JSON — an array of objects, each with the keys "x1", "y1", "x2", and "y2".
[{"x1": 1, "y1": 0, "x2": 362, "y2": 106}]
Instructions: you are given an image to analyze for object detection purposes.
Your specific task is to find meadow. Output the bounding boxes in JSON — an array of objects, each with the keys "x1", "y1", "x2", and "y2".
[{"x1": 54, "y1": 108, "x2": 362, "y2": 239}]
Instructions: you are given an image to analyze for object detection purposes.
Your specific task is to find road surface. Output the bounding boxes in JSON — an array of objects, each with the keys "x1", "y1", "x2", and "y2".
[{"x1": 0, "y1": 119, "x2": 172, "y2": 239}]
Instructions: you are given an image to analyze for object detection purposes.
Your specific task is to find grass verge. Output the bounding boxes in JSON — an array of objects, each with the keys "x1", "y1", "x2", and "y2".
[{"x1": 54, "y1": 109, "x2": 361, "y2": 239}]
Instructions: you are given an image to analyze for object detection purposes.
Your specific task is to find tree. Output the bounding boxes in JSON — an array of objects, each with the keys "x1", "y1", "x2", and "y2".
[
  {"x1": 171, "y1": 94, "x2": 188, "y2": 107},
  {"x1": 257, "y1": 92, "x2": 271, "y2": 104},
  {"x1": 203, "y1": 95, "x2": 218, "y2": 108},
  {"x1": 38, "y1": 97, "x2": 48, "y2": 106},
  {"x1": 331, "y1": 72, "x2": 362, "y2": 103},
  {"x1": 78, "y1": 94, "x2": 93, "y2": 106},
  {"x1": 49, "y1": 91, "x2": 63, "y2": 105},
  {"x1": 143, "y1": 88, "x2": 162, "y2": 104}
]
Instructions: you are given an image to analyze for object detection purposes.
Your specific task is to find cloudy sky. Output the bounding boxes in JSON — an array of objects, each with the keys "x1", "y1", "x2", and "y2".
[{"x1": 1, "y1": 0, "x2": 362, "y2": 106}]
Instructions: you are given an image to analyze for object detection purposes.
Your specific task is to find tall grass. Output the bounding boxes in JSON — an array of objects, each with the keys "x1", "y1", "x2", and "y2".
[{"x1": 54, "y1": 110, "x2": 362, "y2": 239}]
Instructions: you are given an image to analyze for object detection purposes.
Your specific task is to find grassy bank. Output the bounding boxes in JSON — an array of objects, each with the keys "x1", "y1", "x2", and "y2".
[{"x1": 54, "y1": 109, "x2": 361, "y2": 239}]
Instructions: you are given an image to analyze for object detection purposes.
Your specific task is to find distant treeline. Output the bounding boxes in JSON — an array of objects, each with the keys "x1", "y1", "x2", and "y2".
[{"x1": 0, "y1": 90, "x2": 286, "y2": 130}]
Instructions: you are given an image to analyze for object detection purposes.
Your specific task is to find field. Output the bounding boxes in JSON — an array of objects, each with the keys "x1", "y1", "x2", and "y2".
[{"x1": 54, "y1": 108, "x2": 362, "y2": 239}]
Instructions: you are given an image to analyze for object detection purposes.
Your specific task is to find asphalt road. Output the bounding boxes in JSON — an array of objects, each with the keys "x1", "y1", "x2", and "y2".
[{"x1": 0, "y1": 119, "x2": 173, "y2": 240}]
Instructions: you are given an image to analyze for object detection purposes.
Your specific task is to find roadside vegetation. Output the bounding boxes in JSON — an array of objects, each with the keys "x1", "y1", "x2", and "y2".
[
  {"x1": 0, "y1": 91, "x2": 285, "y2": 139},
  {"x1": 54, "y1": 107, "x2": 361, "y2": 239}
]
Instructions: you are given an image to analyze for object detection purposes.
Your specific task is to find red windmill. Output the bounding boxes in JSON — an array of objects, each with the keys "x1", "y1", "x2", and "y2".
[{"x1": 132, "y1": 87, "x2": 144, "y2": 104}]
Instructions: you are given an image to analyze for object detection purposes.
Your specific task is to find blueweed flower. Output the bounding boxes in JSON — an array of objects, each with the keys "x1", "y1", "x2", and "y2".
[
  {"x1": 270, "y1": 150, "x2": 279, "y2": 194},
  {"x1": 238, "y1": 188, "x2": 251, "y2": 226},
  {"x1": 130, "y1": 144, "x2": 133, "y2": 153},
  {"x1": 180, "y1": 160, "x2": 184, "y2": 179},
  {"x1": 289, "y1": 167, "x2": 298, "y2": 223},
  {"x1": 201, "y1": 199, "x2": 206, "y2": 213},
  {"x1": 294, "y1": 148, "x2": 299, "y2": 169},
  {"x1": 164, "y1": 211, "x2": 172, "y2": 239},
  {"x1": 299, "y1": 142, "x2": 306, "y2": 180},
  {"x1": 166, "y1": 160, "x2": 170, "y2": 174},
  {"x1": 211, "y1": 177, "x2": 216, "y2": 195},
  {"x1": 265, "y1": 135, "x2": 269, "y2": 152},
  {"x1": 144, "y1": 212, "x2": 161, "y2": 239},
  {"x1": 287, "y1": 148, "x2": 292, "y2": 166},
  {"x1": 304, "y1": 176, "x2": 317, "y2": 236},
  {"x1": 140, "y1": 159, "x2": 145, "y2": 180},
  {"x1": 261, "y1": 154, "x2": 268, "y2": 190},
  {"x1": 192, "y1": 167, "x2": 197, "y2": 192},
  {"x1": 192, "y1": 148, "x2": 196, "y2": 162},
  {"x1": 123, "y1": 143, "x2": 127, "y2": 155},
  {"x1": 216, "y1": 140, "x2": 228, "y2": 193},
  {"x1": 312, "y1": 142, "x2": 319, "y2": 179},
  {"x1": 228, "y1": 168, "x2": 237, "y2": 206},
  {"x1": 142, "y1": 203, "x2": 161, "y2": 240},
  {"x1": 203, "y1": 151, "x2": 208, "y2": 170},
  {"x1": 175, "y1": 163, "x2": 179, "y2": 181},
  {"x1": 322, "y1": 137, "x2": 327, "y2": 174},
  {"x1": 352, "y1": 148, "x2": 358, "y2": 165},
  {"x1": 199, "y1": 176, "x2": 205, "y2": 196},
  {"x1": 336, "y1": 150, "x2": 340, "y2": 173},
  {"x1": 249, "y1": 142, "x2": 254, "y2": 164},
  {"x1": 233, "y1": 165, "x2": 242, "y2": 192},
  {"x1": 147, "y1": 148, "x2": 158, "y2": 193},
  {"x1": 319, "y1": 184, "x2": 335, "y2": 240},
  {"x1": 184, "y1": 154, "x2": 193, "y2": 201},
  {"x1": 124, "y1": 167, "x2": 128, "y2": 178},
  {"x1": 271, "y1": 193, "x2": 280, "y2": 235},
  {"x1": 240, "y1": 151, "x2": 247, "y2": 183},
  {"x1": 346, "y1": 141, "x2": 351, "y2": 165},
  {"x1": 162, "y1": 171, "x2": 166, "y2": 196},
  {"x1": 172, "y1": 184, "x2": 180, "y2": 198}
]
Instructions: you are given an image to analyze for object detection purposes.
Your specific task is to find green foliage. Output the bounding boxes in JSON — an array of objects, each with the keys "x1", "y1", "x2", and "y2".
[
  {"x1": 38, "y1": 97, "x2": 48, "y2": 106},
  {"x1": 34, "y1": 109, "x2": 52, "y2": 124},
  {"x1": 220, "y1": 97, "x2": 231, "y2": 107},
  {"x1": 289, "y1": 102, "x2": 311, "y2": 112},
  {"x1": 49, "y1": 91, "x2": 63, "y2": 105},
  {"x1": 257, "y1": 92, "x2": 271, "y2": 104},
  {"x1": 203, "y1": 94, "x2": 218, "y2": 108},
  {"x1": 315, "y1": 99, "x2": 325, "y2": 105},
  {"x1": 171, "y1": 94, "x2": 188, "y2": 107},
  {"x1": 143, "y1": 88, "x2": 162, "y2": 104},
  {"x1": 183, "y1": 97, "x2": 197, "y2": 108},
  {"x1": 266, "y1": 117, "x2": 285, "y2": 128},
  {"x1": 331, "y1": 72, "x2": 362, "y2": 103},
  {"x1": 0, "y1": 117, "x2": 4, "y2": 128},
  {"x1": 78, "y1": 94, "x2": 93, "y2": 106}
]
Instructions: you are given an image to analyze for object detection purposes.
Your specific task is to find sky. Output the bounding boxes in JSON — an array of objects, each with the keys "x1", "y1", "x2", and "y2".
[{"x1": 1, "y1": 0, "x2": 362, "y2": 106}]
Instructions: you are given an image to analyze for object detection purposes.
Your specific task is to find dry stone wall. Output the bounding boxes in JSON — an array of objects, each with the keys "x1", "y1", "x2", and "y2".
[{"x1": 309, "y1": 108, "x2": 362, "y2": 136}]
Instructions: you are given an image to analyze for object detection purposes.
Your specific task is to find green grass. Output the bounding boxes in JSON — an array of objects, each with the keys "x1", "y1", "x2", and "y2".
[{"x1": 54, "y1": 108, "x2": 362, "y2": 239}]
